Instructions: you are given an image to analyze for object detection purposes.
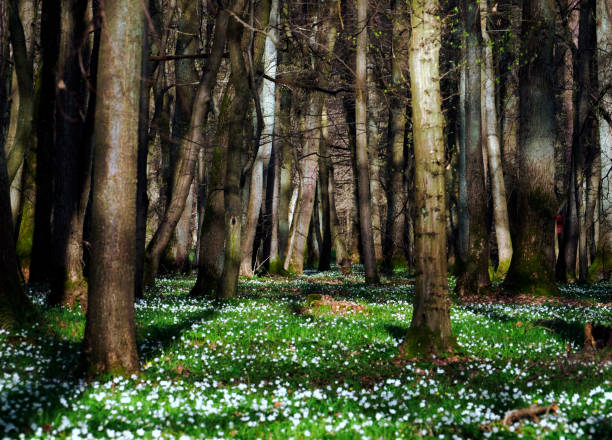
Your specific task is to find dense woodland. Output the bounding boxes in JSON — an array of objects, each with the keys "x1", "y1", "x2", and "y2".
[{"x1": 1, "y1": 0, "x2": 612, "y2": 436}]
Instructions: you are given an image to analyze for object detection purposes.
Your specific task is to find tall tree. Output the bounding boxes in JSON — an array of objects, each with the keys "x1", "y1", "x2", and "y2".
[
  {"x1": 481, "y1": 0, "x2": 512, "y2": 277},
  {"x1": 29, "y1": 0, "x2": 60, "y2": 283},
  {"x1": 456, "y1": 0, "x2": 490, "y2": 295},
  {"x1": 504, "y1": 0, "x2": 558, "y2": 295},
  {"x1": 0, "y1": 120, "x2": 31, "y2": 329},
  {"x1": 143, "y1": 4, "x2": 229, "y2": 289},
  {"x1": 590, "y1": 0, "x2": 612, "y2": 280},
  {"x1": 400, "y1": 0, "x2": 453, "y2": 356},
  {"x1": 82, "y1": 0, "x2": 143, "y2": 375},
  {"x1": 217, "y1": 0, "x2": 249, "y2": 299},
  {"x1": 240, "y1": 0, "x2": 279, "y2": 277},
  {"x1": 383, "y1": 0, "x2": 409, "y2": 273},
  {"x1": 354, "y1": 0, "x2": 378, "y2": 284},
  {"x1": 49, "y1": 0, "x2": 90, "y2": 307}
]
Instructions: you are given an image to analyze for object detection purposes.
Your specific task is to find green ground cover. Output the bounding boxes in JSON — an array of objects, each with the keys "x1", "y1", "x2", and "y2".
[{"x1": 1, "y1": 268, "x2": 612, "y2": 439}]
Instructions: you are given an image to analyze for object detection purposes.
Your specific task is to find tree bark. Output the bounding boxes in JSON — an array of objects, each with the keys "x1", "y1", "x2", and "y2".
[
  {"x1": 240, "y1": 0, "x2": 279, "y2": 277},
  {"x1": 143, "y1": 7, "x2": 229, "y2": 289},
  {"x1": 29, "y1": 0, "x2": 60, "y2": 283},
  {"x1": 354, "y1": 0, "x2": 379, "y2": 284},
  {"x1": 400, "y1": 0, "x2": 453, "y2": 357},
  {"x1": 49, "y1": 0, "x2": 90, "y2": 308},
  {"x1": 82, "y1": 0, "x2": 143, "y2": 375},
  {"x1": 6, "y1": 0, "x2": 34, "y2": 186},
  {"x1": 457, "y1": 0, "x2": 490, "y2": 295},
  {"x1": 504, "y1": 0, "x2": 558, "y2": 296},
  {"x1": 383, "y1": 0, "x2": 409, "y2": 273},
  {"x1": 481, "y1": 0, "x2": 512, "y2": 278},
  {"x1": 318, "y1": 105, "x2": 333, "y2": 271},
  {"x1": 590, "y1": 0, "x2": 612, "y2": 280},
  {"x1": 218, "y1": 0, "x2": 249, "y2": 299}
]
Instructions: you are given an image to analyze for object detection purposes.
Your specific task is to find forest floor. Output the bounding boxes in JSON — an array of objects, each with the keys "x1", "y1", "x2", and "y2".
[{"x1": 1, "y1": 267, "x2": 612, "y2": 439}]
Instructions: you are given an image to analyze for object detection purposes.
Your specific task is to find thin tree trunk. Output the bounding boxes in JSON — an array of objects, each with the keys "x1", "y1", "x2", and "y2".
[
  {"x1": 329, "y1": 163, "x2": 348, "y2": 264},
  {"x1": 400, "y1": 0, "x2": 453, "y2": 356},
  {"x1": 504, "y1": 0, "x2": 558, "y2": 296},
  {"x1": 574, "y1": 0, "x2": 597, "y2": 283},
  {"x1": 240, "y1": 0, "x2": 279, "y2": 277},
  {"x1": 591, "y1": 0, "x2": 612, "y2": 280},
  {"x1": 82, "y1": 0, "x2": 143, "y2": 375},
  {"x1": 143, "y1": 7, "x2": 229, "y2": 289},
  {"x1": 481, "y1": 0, "x2": 512, "y2": 278},
  {"x1": 355, "y1": 0, "x2": 378, "y2": 284},
  {"x1": 6, "y1": 0, "x2": 33, "y2": 185},
  {"x1": 135, "y1": 0, "x2": 154, "y2": 298},
  {"x1": 318, "y1": 105, "x2": 332, "y2": 271},
  {"x1": 457, "y1": 22, "x2": 469, "y2": 269}
]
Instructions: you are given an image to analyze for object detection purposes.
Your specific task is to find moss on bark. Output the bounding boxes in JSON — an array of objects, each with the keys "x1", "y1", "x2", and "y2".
[{"x1": 399, "y1": 327, "x2": 457, "y2": 359}]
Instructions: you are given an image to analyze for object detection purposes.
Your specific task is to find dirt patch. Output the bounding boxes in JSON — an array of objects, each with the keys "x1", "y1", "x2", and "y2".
[{"x1": 301, "y1": 294, "x2": 368, "y2": 316}]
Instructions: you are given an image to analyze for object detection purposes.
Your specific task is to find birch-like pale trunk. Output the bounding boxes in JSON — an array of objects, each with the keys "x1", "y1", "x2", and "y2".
[
  {"x1": 481, "y1": 0, "x2": 512, "y2": 277},
  {"x1": 240, "y1": 0, "x2": 279, "y2": 277}
]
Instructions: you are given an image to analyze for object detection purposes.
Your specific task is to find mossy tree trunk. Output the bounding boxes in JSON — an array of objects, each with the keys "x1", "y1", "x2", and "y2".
[
  {"x1": 504, "y1": 0, "x2": 559, "y2": 296},
  {"x1": 82, "y1": 0, "x2": 143, "y2": 375},
  {"x1": 217, "y1": 0, "x2": 249, "y2": 299},
  {"x1": 400, "y1": 0, "x2": 453, "y2": 357}
]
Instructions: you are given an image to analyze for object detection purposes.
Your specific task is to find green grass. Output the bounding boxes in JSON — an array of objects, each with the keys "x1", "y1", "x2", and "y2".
[{"x1": 1, "y1": 269, "x2": 612, "y2": 439}]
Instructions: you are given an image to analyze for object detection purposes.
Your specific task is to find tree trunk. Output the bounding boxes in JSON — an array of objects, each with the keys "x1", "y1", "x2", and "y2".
[
  {"x1": 329, "y1": 163, "x2": 348, "y2": 264},
  {"x1": 383, "y1": 0, "x2": 409, "y2": 273},
  {"x1": 318, "y1": 105, "x2": 333, "y2": 271},
  {"x1": 29, "y1": 0, "x2": 60, "y2": 283},
  {"x1": 400, "y1": 0, "x2": 453, "y2": 357},
  {"x1": 164, "y1": 0, "x2": 199, "y2": 273},
  {"x1": 284, "y1": 94, "x2": 322, "y2": 274},
  {"x1": 457, "y1": 0, "x2": 490, "y2": 295},
  {"x1": 135, "y1": 0, "x2": 154, "y2": 298},
  {"x1": 143, "y1": 7, "x2": 229, "y2": 289},
  {"x1": 504, "y1": 0, "x2": 558, "y2": 296},
  {"x1": 218, "y1": 0, "x2": 249, "y2": 299},
  {"x1": 574, "y1": 0, "x2": 597, "y2": 283},
  {"x1": 354, "y1": 0, "x2": 378, "y2": 284},
  {"x1": 481, "y1": 0, "x2": 512, "y2": 278},
  {"x1": 590, "y1": 0, "x2": 612, "y2": 281},
  {"x1": 6, "y1": 0, "x2": 34, "y2": 186},
  {"x1": 240, "y1": 0, "x2": 279, "y2": 277},
  {"x1": 82, "y1": 0, "x2": 143, "y2": 375},
  {"x1": 49, "y1": 0, "x2": 90, "y2": 308}
]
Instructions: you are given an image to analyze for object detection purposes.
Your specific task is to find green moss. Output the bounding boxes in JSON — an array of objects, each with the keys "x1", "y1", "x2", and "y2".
[
  {"x1": 16, "y1": 201, "x2": 34, "y2": 266},
  {"x1": 587, "y1": 249, "x2": 612, "y2": 283},
  {"x1": 268, "y1": 257, "x2": 287, "y2": 275},
  {"x1": 399, "y1": 327, "x2": 457, "y2": 359}
]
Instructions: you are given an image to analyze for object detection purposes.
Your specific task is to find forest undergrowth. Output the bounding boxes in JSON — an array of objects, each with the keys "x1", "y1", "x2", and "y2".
[{"x1": 1, "y1": 268, "x2": 612, "y2": 439}]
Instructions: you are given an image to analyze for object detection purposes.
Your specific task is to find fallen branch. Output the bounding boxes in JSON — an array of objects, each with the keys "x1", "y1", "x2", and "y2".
[
  {"x1": 502, "y1": 403, "x2": 558, "y2": 426},
  {"x1": 480, "y1": 403, "x2": 558, "y2": 431}
]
